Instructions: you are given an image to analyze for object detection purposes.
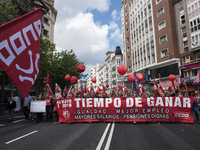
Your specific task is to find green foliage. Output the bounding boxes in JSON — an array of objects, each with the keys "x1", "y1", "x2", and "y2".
[
  {"x1": 36, "y1": 38, "x2": 87, "y2": 94},
  {"x1": 0, "y1": 0, "x2": 19, "y2": 25}
]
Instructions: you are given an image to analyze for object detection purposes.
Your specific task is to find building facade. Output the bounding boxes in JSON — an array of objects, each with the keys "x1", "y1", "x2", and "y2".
[
  {"x1": 13, "y1": 0, "x2": 57, "y2": 43},
  {"x1": 121, "y1": 0, "x2": 180, "y2": 91},
  {"x1": 173, "y1": 0, "x2": 200, "y2": 94},
  {"x1": 86, "y1": 46, "x2": 124, "y2": 92}
]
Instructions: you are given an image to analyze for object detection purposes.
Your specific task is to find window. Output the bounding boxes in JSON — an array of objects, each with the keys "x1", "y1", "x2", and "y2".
[
  {"x1": 160, "y1": 35, "x2": 167, "y2": 44},
  {"x1": 149, "y1": 16, "x2": 152, "y2": 24},
  {"x1": 128, "y1": 66, "x2": 131, "y2": 71},
  {"x1": 158, "y1": 20, "x2": 166, "y2": 30},
  {"x1": 156, "y1": 0, "x2": 163, "y2": 5},
  {"x1": 145, "y1": 19, "x2": 148, "y2": 28},
  {"x1": 157, "y1": 7, "x2": 164, "y2": 18},
  {"x1": 44, "y1": 17, "x2": 49, "y2": 25},
  {"x1": 151, "y1": 41, "x2": 154, "y2": 49},
  {"x1": 161, "y1": 49, "x2": 169, "y2": 58},
  {"x1": 152, "y1": 54, "x2": 155, "y2": 63},
  {"x1": 179, "y1": 1, "x2": 184, "y2": 12},
  {"x1": 128, "y1": 56, "x2": 131, "y2": 61},
  {"x1": 127, "y1": 37, "x2": 129, "y2": 43},
  {"x1": 180, "y1": 14, "x2": 185, "y2": 24},
  {"x1": 127, "y1": 47, "x2": 130, "y2": 52},
  {"x1": 196, "y1": 52, "x2": 200, "y2": 61},
  {"x1": 148, "y1": 4, "x2": 151, "y2": 13},
  {"x1": 126, "y1": 19, "x2": 128, "y2": 25},
  {"x1": 126, "y1": 28, "x2": 129, "y2": 34},
  {"x1": 43, "y1": 29, "x2": 49, "y2": 37},
  {"x1": 181, "y1": 27, "x2": 187, "y2": 38},
  {"x1": 147, "y1": 43, "x2": 150, "y2": 51}
]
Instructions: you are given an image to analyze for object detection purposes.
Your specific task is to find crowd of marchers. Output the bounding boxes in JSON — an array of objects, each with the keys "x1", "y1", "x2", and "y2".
[{"x1": 5, "y1": 90, "x2": 200, "y2": 124}]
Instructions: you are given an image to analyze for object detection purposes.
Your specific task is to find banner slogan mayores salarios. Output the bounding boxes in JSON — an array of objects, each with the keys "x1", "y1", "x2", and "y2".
[{"x1": 55, "y1": 97, "x2": 194, "y2": 123}]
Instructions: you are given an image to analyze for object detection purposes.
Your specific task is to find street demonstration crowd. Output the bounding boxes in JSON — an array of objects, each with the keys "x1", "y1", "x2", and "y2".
[{"x1": 5, "y1": 90, "x2": 200, "y2": 124}]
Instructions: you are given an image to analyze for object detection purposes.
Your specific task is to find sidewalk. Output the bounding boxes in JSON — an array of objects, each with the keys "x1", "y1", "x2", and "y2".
[{"x1": 0, "y1": 110, "x2": 23, "y2": 121}]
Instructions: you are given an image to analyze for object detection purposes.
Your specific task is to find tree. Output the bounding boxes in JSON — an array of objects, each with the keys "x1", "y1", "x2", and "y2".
[
  {"x1": 36, "y1": 38, "x2": 55, "y2": 94},
  {"x1": 0, "y1": 0, "x2": 19, "y2": 25},
  {"x1": 36, "y1": 38, "x2": 87, "y2": 95},
  {"x1": 49, "y1": 50, "x2": 87, "y2": 90}
]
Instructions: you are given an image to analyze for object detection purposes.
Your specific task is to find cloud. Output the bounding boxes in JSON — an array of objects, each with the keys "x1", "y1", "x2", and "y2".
[
  {"x1": 55, "y1": 0, "x2": 110, "y2": 20},
  {"x1": 111, "y1": 9, "x2": 121, "y2": 21},
  {"x1": 54, "y1": 12, "x2": 109, "y2": 73},
  {"x1": 54, "y1": 0, "x2": 122, "y2": 75}
]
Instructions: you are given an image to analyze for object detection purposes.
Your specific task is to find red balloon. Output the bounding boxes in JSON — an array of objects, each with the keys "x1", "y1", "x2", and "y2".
[
  {"x1": 70, "y1": 76, "x2": 78, "y2": 84},
  {"x1": 128, "y1": 74, "x2": 134, "y2": 83},
  {"x1": 77, "y1": 64, "x2": 85, "y2": 73},
  {"x1": 106, "y1": 84, "x2": 109, "y2": 88},
  {"x1": 91, "y1": 78, "x2": 96, "y2": 83},
  {"x1": 117, "y1": 65, "x2": 127, "y2": 75},
  {"x1": 136, "y1": 73, "x2": 144, "y2": 82},
  {"x1": 65, "y1": 75, "x2": 70, "y2": 81},
  {"x1": 78, "y1": 91, "x2": 83, "y2": 95},
  {"x1": 169, "y1": 74, "x2": 175, "y2": 81}
]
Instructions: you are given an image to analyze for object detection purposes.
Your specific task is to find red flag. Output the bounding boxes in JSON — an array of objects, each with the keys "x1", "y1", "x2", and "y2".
[
  {"x1": 84, "y1": 86, "x2": 88, "y2": 94},
  {"x1": 46, "y1": 84, "x2": 53, "y2": 96},
  {"x1": 168, "y1": 85, "x2": 172, "y2": 93},
  {"x1": 157, "y1": 85, "x2": 165, "y2": 97},
  {"x1": 0, "y1": 8, "x2": 42, "y2": 99},
  {"x1": 183, "y1": 79, "x2": 188, "y2": 93},
  {"x1": 154, "y1": 75, "x2": 158, "y2": 95},
  {"x1": 55, "y1": 83, "x2": 62, "y2": 99},
  {"x1": 142, "y1": 84, "x2": 145, "y2": 94},
  {"x1": 118, "y1": 81, "x2": 123, "y2": 92},
  {"x1": 96, "y1": 86, "x2": 102, "y2": 94},
  {"x1": 193, "y1": 70, "x2": 200, "y2": 84},
  {"x1": 175, "y1": 74, "x2": 179, "y2": 89},
  {"x1": 63, "y1": 86, "x2": 67, "y2": 94},
  {"x1": 169, "y1": 81, "x2": 176, "y2": 93},
  {"x1": 45, "y1": 72, "x2": 50, "y2": 87}
]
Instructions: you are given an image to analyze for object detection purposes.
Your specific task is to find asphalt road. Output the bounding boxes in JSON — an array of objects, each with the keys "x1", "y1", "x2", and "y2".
[{"x1": 0, "y1": 116, "x2": 200, "y2": 150}]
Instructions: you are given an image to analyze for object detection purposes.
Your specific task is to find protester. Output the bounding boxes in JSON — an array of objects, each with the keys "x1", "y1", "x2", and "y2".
[
  {"x1": 7, "y1": 97, "x2": 16, "y2": 122},
  {"x1": 195, "y1": 90, "x2": 200, "y2": 110},
  {"x1": 45, "y1": 95, "x2": 53, "y2": 121},
  {"x1": 31, "y1": 96, "x2": 37, "y2": 121},
  {"x1": 23, "y1": 93, "x2": 32, "y2": 121},
  {"x1": 193, "y1": 93, "x2": 200, "y2": 124},
  {"x1": 36, "y1": 95, "x2": 44, "y2": 123},
  {"x1": 53, "y1": 96, "x2": 59, "y2": 124}
]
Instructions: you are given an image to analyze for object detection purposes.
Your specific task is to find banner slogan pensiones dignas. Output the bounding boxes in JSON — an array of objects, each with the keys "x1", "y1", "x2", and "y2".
[{"x1": 55, "y1": 97, "x2": 194, "y2": 123}]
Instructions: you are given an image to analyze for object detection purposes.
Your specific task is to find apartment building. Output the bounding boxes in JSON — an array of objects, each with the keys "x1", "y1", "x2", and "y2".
[
  {"x1": 122, "y1": 0, "x2": 180, "y2": 90},
  {"x1": 86, "y1": 46, "x2": 124, "y2": 92},
  {"x1": 173, "y1": 0, "x2": 200, "y2": 93},
  {"x1": 13, "y1": 0, "x2": 57, "y2": 43}
]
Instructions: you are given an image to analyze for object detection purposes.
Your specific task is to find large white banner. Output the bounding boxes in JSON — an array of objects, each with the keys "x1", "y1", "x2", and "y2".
[{"x1": 30, "y1": 101, "x2": 46, "y2": 113}]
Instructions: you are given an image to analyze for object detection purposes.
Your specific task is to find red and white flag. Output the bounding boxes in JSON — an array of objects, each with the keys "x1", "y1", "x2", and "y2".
[
  {"x1": 63, "y1": 86, "x2": 67, "y2": 94},
  {"x1": 46, "y1": 84, "x2": 53, "y2": 96},
  {"x1": 55, "y1": 83, "x2": 62, "y2": 99},
  {"x1": 193, "y1": 70, "x2": 200, "y2": 84},
  {"x1": 183, "y1": 79, "x2": 188, "y2": 93},
  {"x1": 45, "y1": 72, "x2": 50, "y2": 87},
  {"x1": 0, "y1": 8, "x2": 42, "y2": 98},
  {"x1": 157, "y1": 85, "x2": 165, "y2": 97},
  {"x1": 175, "y1": 74, "x2": 179, "y2": 89}
]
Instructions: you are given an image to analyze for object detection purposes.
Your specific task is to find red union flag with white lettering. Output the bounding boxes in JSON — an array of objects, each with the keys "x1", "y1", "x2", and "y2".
[{"x1": 0, "y1": 8, "x2": 42, "y2": 99}]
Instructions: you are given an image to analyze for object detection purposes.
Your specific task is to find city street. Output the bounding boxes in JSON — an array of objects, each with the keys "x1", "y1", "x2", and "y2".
[{"x1": 0, "y1": 116, "x2": 200, "y2": 150}]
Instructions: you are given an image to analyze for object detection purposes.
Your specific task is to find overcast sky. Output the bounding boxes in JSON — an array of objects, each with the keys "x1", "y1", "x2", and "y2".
[{"x1": 54, "y1": 0, "x2": 123, "y2": 75}]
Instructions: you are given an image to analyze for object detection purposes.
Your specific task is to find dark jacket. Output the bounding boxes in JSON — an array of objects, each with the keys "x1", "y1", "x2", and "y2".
[{"x1": 8, "y1": 101, "x2": 16, "y2": 109}]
